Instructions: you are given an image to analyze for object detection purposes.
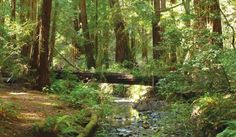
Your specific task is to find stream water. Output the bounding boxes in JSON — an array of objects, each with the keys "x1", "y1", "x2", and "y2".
[{"x1": 96, "y1": 97, "x2": 163, "y2": 137}]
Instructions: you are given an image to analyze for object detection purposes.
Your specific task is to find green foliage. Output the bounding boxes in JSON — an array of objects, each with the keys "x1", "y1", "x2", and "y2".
[
  {"x1": 61, "y1": 83, "x2": 113, "y2": 117},
  {"x1": 33, "y1": 115, "x2": 79, "y2": 137},
  {"x1": 105, "y1": 63, "x2": 130, "y2": 73},
  {"x1": 0, "y1": 20, "x2": 35, "y2": 77},
  {"x1": 217, "y1": 120, "x2": 236, "y2": 137},
  {"x1": 0, "y1": 99, "x2": 17, "y2": 121},
  {"x1": 61, "y1": 83, "x2": 99, "y2": 108},
  {"x1": 156, "y1": 102, "x2": 195, "y2": 137},
  {"x1": 157, "y1": 48, "x2": 232, "y2": 100},
  {"x1": 157, "y1": 70, "x2": 190, "y2": 97},
  {"x1": 112, "y1": 85, "x2": 127, "y2": 97},
  {"x1": 220, "y1": 50, "x2": 236, "y2": 91},
  {"x1": 156, "y1": 93, "x2": 236, "y2": 137},
  {"x1": 192, "y1": 93, "x2": 236, "y2": 136},
  {"x1": 44, "y1": 79, "x2": 77, "y2": 94}
]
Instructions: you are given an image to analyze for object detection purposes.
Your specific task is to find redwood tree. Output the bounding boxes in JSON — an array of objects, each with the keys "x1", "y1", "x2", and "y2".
[
  {"x1": 152, "y1": 0, "x2": 161, "y2": 59},
  {"x1": 37, "y1": 0, "x2": 52, "y2": 90},
  {"x1": 211, "y1": 0, "x2": 223, "y2": 49},
  {"x1": 80, "y1": 0, "x2": 96, "y2": 69},
  {"x1": 109, "y1": 0, "x2": 132, "y2": 64}
]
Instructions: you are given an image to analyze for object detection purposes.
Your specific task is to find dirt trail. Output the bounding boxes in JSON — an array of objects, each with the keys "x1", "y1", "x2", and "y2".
[{"x1": 0, "y1": 88, "x2": 76, "y2": 137}]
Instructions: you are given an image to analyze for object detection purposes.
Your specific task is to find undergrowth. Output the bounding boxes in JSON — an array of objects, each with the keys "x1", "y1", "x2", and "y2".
[
  {"x1": 36, "y1": 81, "x2": 113, "y2": 137},
  {"x1": 0, "y1": 99, "x2": 17, "y2": 121}
]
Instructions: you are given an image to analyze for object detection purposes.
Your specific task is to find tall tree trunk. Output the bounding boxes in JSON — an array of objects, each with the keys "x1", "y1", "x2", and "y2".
[
  {"x1": 193, "y1": 0, "x2": 207, "y2": 32},
  {"x1": 211, "y1": 0, "x2": 223, "y2": 49},
  {"x1": 30, "y1": 0, "x2": 37, "y2": 21},
  {"x1": 31, "y1": 23, "x2": 40, "y2": 70},
  {"x1": 30, "y1": 0, "x2": 39, "y2": 70},
  {"x1": 10, "y1": 0, "x2": 16, "y2": 41},
  {"x1": 169, "y1": 5, "x2": 177, "y2": 64},
  {"x1": 49, "y1": 0, "x2": 59, "y2": 66},
  {"x1": 183, "y1": 0, "x2": 191, "y2": 27},
  {"x1": 109, "y1": 0, "x2": 131, "y2": 64},
  {"x1": 80, "y1": 0, "x2": 96, "y2": 69},
  {"x1": 94, "y1": 0, "x2": 99, "y2": 58},
  {"x1": 152, "y1": 0, "x2": 161, "y2": 59},
  {"x1": 183, "y1": 0, "x2": 192, "y2": 63},
  {"x1": 141, "y1": 27, "x2": 148, "y2": 62},
  {"x1": 130, "y1": 30, "x2": 136, "y2": 63},
  {"x1": 20, "y1": 0, "x2": 32, "y2": 59},
  {"x1": 11, "y1": 0, "x2": 16, "y2": 21},
  {"x1": 0, "y1": 0, "x2": 4, "y2": 25},
  {"x1": 71, "y1": 0, "x2": 81, "y2": 65},
  {"x1": 37, "y1": 0, "x2": 52, "y2": 90}
]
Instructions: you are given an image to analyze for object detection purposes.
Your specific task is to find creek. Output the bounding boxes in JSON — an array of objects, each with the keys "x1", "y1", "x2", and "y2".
[{"x1": 96, "y1": 96, "x2": 165, "y2": 137}]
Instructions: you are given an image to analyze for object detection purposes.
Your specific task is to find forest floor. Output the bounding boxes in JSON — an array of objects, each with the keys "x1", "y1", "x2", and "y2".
[{"x1": 0, "y1": 88, "x2": 76, "y2": 137}]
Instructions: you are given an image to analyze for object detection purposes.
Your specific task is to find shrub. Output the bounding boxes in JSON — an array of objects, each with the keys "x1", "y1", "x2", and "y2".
[
  {"x1": 192, "y1": 93, "x2": 236, "y2": 136},
  {"x1": 61, "y1": 83, "x2": 113, "y2": 117},
  {"x1": 0, "y1": 99, "x2": 17, "y2": 121},
  {"x1": 33, "y1": 115, "x2": 79, "y2": 137},
  {"x1": 44, "y1": 79, "x2": 77, "y2": 94},
  {"x1": 217, "y1": 120, "x2": 236, "y2": 137},
  {"x1": 156, "y1": 102, "x2": 195, "y2": 137},
  {"x1": 61, "y1": 83, "x2": 99, "y2": 109}
]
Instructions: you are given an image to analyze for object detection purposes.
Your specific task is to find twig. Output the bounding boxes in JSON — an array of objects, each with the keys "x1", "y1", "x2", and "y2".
[
  {"x1": 54, "y1": 47, "x2": 80, "y2": 71},
  {"x1": 160, "y1": 2, "x2": 183, "y2": 12},
  {"x1": 220, "y1": 8, "x2": 236, "y2": 50}
]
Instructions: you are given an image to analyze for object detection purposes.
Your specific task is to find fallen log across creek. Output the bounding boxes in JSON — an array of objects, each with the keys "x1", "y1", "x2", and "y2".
[{"x1": 55, "y1": 71, "x2": 160, "y2": 86}]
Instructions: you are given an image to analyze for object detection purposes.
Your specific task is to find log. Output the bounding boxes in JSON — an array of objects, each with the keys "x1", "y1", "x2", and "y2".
[
  {"x1": 77, "y1": 113, "x2": 98, "y2": 137},
  {"x1": 70, "y1": 71, "x2": 160, "y2": 86}
]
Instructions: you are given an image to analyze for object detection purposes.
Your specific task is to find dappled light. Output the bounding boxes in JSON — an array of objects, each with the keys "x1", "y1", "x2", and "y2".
[
  {"x1": 20, "y1": 112, "x2": 42, "y2": 121},
  {"x1": 0, "y1": 0, "x2": 236, "y2": 136}
]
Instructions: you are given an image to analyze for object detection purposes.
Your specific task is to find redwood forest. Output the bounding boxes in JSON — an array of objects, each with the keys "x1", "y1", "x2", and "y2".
[{"x1": 0, "y1": 0, "x2": 236, "y2": 137}]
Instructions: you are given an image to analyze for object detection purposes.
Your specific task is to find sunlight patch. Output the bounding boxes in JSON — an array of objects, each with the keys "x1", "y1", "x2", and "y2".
[
  {"x1": 9, "y1": 92, "x2": 28, "y2": 95},
  {"x1": 20, "y1": 112, "x2": 42, "y2": 121}
]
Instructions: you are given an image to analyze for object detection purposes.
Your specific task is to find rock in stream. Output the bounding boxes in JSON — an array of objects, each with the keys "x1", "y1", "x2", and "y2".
[{"x1": 96, "y1": 97, "x2": 164, "y2": 137}]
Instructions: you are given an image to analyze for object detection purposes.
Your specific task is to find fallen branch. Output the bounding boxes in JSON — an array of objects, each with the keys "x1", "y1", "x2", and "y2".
[{"x1": 78, "y1": 113, "x2": 98, "y2": 137}]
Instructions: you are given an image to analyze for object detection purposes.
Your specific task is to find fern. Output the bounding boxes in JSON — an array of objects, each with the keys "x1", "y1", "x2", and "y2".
[{"x1": 217, "y1": 120, "x2": 236, "y2": 137}]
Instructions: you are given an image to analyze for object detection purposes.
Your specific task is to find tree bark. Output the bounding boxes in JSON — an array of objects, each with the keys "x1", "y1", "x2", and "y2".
[
  {"x1": 37, "y1": 0, "x2": 52, "y2": 90},
  {"x1": 211, "y1": 0, "x2": 223, "y2": 49},
  {"x1": 31, "y1": 23, "x2": 40, "y2": 70},
  {"x1": 130, "y1": 30, "x2": 136, "y2": 63},
  {"x1": 80, "y1": 0, "x2": 96, "y2": 69},
  {"x1": 30, "y1": 0, "x2": 40, "y2": 70},
  {"x1": 20, "y1": 0, "x2": 32, "y2": 59},
  {"x1": 11, "y1": 0, "x2": 16, "y2": 21},
  {"x1": 141, "y1": 27, "x2": 148, "y2": 62},
  {"x1": 183, "y1": 0, "x2": 191, "y2": 27},
  {"x1": 71, "y1": 0, "x2": 81, "y2": 65},
  {"x1": 152, "y1": 0, "x2": 161, "y2": 59},
  {"x1": 94, "y1": 0, "x2": 99, "y2": 58},
  {"x1": 49, "y1": 0, "x2": 59, "y2": 66},
  {"x1": 109, "y1": 0, "x2": 132, "y2": 64}
]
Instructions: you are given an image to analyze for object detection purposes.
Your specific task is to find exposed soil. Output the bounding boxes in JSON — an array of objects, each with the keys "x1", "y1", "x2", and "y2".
[{"x1": 0, "y1": 88, "x2": 76, "y2": 137}]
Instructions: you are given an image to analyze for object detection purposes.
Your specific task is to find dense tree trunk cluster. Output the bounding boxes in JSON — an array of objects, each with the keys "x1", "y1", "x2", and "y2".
[{"x1": 0, "y1": 0, "x2": 233, "y2": 91}]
